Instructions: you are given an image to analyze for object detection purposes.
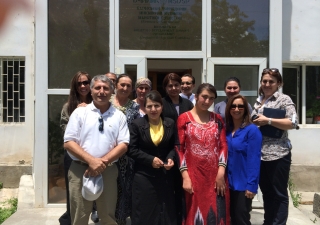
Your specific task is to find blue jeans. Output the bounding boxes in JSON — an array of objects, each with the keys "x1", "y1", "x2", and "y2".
[{"x1": 259, "y1": 152, "x2": 291, "y2": 225}]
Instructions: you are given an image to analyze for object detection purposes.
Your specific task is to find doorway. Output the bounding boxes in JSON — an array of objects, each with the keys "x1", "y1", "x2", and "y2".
[{"x1": 148, "y1": 69, "x2": 191, "y2": 97}]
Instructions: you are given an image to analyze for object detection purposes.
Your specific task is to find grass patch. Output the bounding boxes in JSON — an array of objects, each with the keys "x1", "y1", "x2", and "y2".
[
  {"x1": 0, "y1": 197, "x2": 18, "y2": 224},
  {"x1": 311, "y1": 217, "x2": 317, "y2": 223},
  {"x1": 0, "y1": 183, "x2": 3, "y2": 189},
  {"x1": 288, "y1": 174, "x2": 302, "y2": 208}
]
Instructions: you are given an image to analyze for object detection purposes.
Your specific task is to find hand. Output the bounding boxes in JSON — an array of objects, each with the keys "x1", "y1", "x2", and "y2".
[
  {"x1": 163, "y1": 159, "x2": 174, "y2": 170},
  {"x1": 152, "y1": 157, "x2": 164, "y2": 169},
  {"x1": 245, "y1": 190, "x2": 256, "y2": 199},
  {"x1": 215, "y1": 173, "x2": 226, "y2": 196},
  {"x1": 252, "y1": 114, "x2": 268, "y2": 126},
  {"x1": 77, "y1": 102, "x2": 88, "y2": 108},
  {"x1": 87, "y1": 157, "x2": 107, "y2": 177},
  {"x1": 182, "y1": 177, "x2": 193, "y2": 194}
]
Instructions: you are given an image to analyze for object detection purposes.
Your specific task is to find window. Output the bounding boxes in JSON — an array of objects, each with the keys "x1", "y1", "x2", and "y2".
[
  {"x1": 0, "y1": 57, "x2": 25, "y2": 123},
  {"x1": 283, "y1": 65, "x2": 320, "y2": 125},
  {"x1": 211, "y1": 0, "x2": 269, "y2": 57},
  {"x1": 306, "y1": 66, "x2": 320, "y2": 124},
  {"x1": 48, "y1": 0, "x2": 110, "y2": 88}
]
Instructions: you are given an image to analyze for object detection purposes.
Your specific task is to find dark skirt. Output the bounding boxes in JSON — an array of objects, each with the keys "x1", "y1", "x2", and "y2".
[{"x1": 131, "y1": 172, "x2": 176, "y2": 225}]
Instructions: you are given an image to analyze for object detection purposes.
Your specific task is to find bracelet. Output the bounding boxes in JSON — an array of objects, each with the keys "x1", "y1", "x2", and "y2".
[{"x1": 268, "y1": 118, "x2": 272, "y2": 125}]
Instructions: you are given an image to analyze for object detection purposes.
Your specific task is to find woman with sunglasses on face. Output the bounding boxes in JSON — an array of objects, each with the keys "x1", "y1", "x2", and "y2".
[
  {"x1": 214, "y1": 77, "x2": 252, "y2": 121},
  {"x1": 128, "y1": 90, "x2": 177, "y2": 225},
  {"x1": 251, "y1": 68, "x2": 298, "y2": 225},
  {"x1": 161, "y1": 72, "x2": 194, "y2": 225},
  {"x1": 110, "y1": 73, "x2": 140, "y2": 225},
  {"x1": 176, "y1": 83, "x2": 230, "y2": 225},
  {"x1": 225, "y1": 94, "x2": 262, "y2": 225},
  {"x1": 133, "y1": 77, "x2": 152, "y2": 117},
  {"x1": 59, "y1": 71, "x2": 95, "y2": 225}
]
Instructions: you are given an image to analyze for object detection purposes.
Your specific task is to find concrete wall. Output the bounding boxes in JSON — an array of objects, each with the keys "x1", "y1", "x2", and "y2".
[
  {"x1": 283, "y1": 0, "x2": 320, "y2": 191},
  {"x1": 283, "y1": 0, "x2": 320, "y2": 62},
  {"x1": 0, "y1": 2, "x2": 34, "y2": 169},
  {"x1": 289, "y1": 129, "x2": 320, "y2": 191}
]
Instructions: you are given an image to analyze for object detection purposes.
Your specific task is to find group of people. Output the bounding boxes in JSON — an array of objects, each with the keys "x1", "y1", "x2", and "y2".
[{"x1": 59, "y1": 69, "x2": 298, "y2": 225}]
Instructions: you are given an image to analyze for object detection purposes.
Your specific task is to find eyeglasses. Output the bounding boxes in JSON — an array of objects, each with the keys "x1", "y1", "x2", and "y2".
[
  {"x1": 263, "y1": 68, "x2": 279, "y2": 73},
  {"x1": 231, "y1": 104, "x2": 245, "y2": 110},
  {"x1": 78, "y1": 80, "x2": 90, "y2": 86},
  {"x1": 261, "y1": 80, "x2": 276, "y2": 85},
  {"x1": 181, "y1": 82, "x2": 192, "y2": 85},
  {"x1": 98, "y1": 116, "x2": 104, "y2": 132}
]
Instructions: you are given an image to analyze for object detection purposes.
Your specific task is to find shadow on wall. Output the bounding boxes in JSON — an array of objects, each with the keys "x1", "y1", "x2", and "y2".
[{"x1": 282, "y1": 0, "x2": 292, "y2": 61}]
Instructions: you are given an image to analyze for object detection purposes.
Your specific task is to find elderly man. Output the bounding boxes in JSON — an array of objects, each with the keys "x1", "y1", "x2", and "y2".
[
  {"x1": 179, "y1": 73, "x2": 196, "y2": 105},
  {"x1": 64, "y1": 75, "x2": 129, "y2": 225}
]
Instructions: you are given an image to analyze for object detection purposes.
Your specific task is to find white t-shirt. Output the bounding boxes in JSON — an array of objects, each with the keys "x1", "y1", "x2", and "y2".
[
  {"x1": 179, "y1": 93, "x2": 196, "y2": 105},
  {"x1": 64, "y1": 102, "x2": 129, "y2": 161}
]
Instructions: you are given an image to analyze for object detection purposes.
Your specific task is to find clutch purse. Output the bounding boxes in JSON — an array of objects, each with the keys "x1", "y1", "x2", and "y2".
[{"x1": 260, "y1": 107, "x2": 286, "y2": 138}]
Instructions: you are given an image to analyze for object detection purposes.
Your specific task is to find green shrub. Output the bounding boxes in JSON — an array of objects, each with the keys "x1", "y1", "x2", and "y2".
[
  {"x1": 288, "y1": 174, "x2": 302, "y2": 208},
  {"x1": 0, "y1": 198, "x2": 18, "y2": 224}
]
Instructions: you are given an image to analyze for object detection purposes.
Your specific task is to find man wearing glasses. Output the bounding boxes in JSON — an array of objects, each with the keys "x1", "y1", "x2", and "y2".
[
  {"x1": 64, "y1": 75, "x2": 129, "y2": 225},
  {"x1": 179, "y1": 73, "x2": 196, "y2": 105}
]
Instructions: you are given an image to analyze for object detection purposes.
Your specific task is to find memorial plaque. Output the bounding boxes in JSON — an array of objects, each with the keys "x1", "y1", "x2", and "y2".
[{"x1": 120, "y1": 0, "x2": 202, "y2": 50}]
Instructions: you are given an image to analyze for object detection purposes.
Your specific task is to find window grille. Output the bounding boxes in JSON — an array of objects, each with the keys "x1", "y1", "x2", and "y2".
[{"x1": 0, "y1": 57, "x2": 25, "y2": 123}]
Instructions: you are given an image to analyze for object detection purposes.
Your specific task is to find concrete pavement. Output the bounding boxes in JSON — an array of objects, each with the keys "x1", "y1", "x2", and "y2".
[{"x1": 1, "y1": 175, "x2": 318, "y2": 225}]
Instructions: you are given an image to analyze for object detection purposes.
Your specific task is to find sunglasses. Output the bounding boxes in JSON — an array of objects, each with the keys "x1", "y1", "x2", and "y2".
[
  {"x1": 231, "y1": 104, "x2": 245, "y2": 110},
  {"x1": 78, "y1": 80, "x2": 90, "y2": 86},
  {"x1": 98, "y1": 116, "x2": 104, "y2": 132},
  {"x1": 181, "y1": 82, "x2": 193, "y2": 85},
  {"x1": 226, "y1": 87, "x2": 239, "y2": 90},
  {"x1": 263, "y1": 68, "x2": 279, "y2": 73}
]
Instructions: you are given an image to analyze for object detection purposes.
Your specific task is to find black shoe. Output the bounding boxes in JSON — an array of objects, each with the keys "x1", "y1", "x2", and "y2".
[
  {"x1": 58, "y1": 211, "x2": 71, "y2": 225},
  {"x1": 91, "y1": 210, "x2": 100, "y2": 223}
]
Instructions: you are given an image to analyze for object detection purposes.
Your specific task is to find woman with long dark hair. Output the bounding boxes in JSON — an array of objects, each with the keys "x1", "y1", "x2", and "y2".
[
  {"x1": 59, "y1": 71, "x2": 94, "y2": 225},
  {"x1": 225, "y1": 94, "x2": 262, "y2": 225}
]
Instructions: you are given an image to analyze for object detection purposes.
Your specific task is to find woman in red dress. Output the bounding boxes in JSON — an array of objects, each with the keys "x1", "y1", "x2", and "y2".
[{"x1": 176, "y1": 83, "x2": 230, "y2": 225}]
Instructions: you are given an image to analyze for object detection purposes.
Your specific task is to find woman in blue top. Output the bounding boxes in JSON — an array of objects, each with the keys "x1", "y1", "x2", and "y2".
[{"x1": 225, "y1": 94, "x2": 262, "y2": 225}]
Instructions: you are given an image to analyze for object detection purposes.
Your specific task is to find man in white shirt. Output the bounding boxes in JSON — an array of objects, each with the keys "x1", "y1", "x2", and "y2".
[
  {"x1": 179, "y1": 74, "x2": 196, "y2": 105},
  {"x1": 64, "y1": 75, "x2": 129, "y2": 225}
]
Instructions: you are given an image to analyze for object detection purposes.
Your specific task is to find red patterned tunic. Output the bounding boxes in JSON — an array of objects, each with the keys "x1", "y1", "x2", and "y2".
[{"x1": 176, "y1": 111, "x2": 230, "y2": 225}]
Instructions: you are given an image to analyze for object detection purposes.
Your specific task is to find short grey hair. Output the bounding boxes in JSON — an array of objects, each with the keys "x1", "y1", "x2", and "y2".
[{"x1": 90, "y1": 75, "x2": 115, "y2": 92}]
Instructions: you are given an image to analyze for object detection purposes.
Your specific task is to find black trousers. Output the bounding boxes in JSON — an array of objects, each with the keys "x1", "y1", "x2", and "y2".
[
  {"x1": 259, "y1": 152, "x2": 291, "y2": 225},
  {"x1": 58, "y1": 151, "x2": 73, "y2": 225},
  {"x1": 230, "y1": 190, "x2": 252, "y2": 225}
]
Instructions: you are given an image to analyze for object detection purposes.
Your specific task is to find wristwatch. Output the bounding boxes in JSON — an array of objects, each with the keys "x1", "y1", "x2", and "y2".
[{"x1": 268, "y1": 118, "x2": 272, "y2": 125}]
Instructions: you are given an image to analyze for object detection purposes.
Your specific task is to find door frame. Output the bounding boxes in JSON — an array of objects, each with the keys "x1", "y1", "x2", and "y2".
[{"x1": 207, "y1": 57, "x2": 267, "y2": 207}]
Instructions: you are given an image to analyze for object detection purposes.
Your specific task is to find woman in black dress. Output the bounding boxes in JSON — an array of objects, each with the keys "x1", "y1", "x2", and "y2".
[
  {"x1": 161, "y1": 72, "x2": 194, "y2": 224},
  {"x1": 128, "y1": 90, "x2": 177, "y2": 225}
]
